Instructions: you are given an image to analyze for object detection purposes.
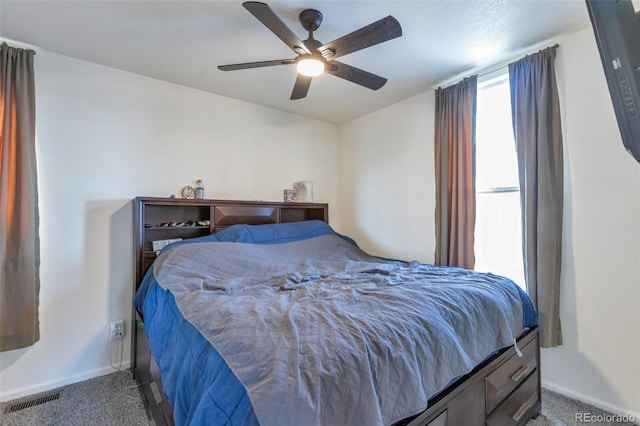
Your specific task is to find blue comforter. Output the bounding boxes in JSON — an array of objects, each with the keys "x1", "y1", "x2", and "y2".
[{"x1": 135, "y1": 221, "x2": 536, "y2": 426}]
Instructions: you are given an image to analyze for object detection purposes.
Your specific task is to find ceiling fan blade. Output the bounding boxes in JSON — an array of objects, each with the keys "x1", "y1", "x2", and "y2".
[
  {"x1": 291, "y1": 74, "x2": 312, "y2": 100},
  {"x1": 243, "y1": 2, "x2": 310, "y2": 55},
  {"x1": 325, "y1": 61, "x2": 387, "y2": 90},
  {"x1": 218, "y1": 58, "x2": 296, "y2": 71},
  {"x1": 319, "y1": 16, "x2": 402, "y2": 61}
]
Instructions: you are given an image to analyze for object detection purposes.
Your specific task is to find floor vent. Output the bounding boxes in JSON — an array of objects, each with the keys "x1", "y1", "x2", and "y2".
[{"x1": 4, "y1": 392, "x2": 60, "y2": 414}]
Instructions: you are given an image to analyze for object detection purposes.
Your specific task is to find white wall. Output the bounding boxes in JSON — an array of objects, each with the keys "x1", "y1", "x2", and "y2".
[
  {"x1": 338, "y1": 92, "x2": 436, "y2": 263},
  {"x1": 541, "y1": 26, "x2": 640, "y2": 418},
  {"x1": 338, "y1": 27, "x2": 640, "y2": 419},
  {"x1": 0, "y1": 44, "x2": 340, "y2": 401}
]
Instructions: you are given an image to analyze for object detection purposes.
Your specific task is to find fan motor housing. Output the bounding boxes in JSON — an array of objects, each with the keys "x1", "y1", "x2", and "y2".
[{"x1": 299, "y1": 9, "x2": 323, "y2": 31}]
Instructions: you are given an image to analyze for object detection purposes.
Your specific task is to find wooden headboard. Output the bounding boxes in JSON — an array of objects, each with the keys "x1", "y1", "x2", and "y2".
[
  {"x1": 133, "y1": 197, "x2": 329, "y2": 288},
  {"x1": 131, "y1": 197, "x2": 328, "y2": 419}
]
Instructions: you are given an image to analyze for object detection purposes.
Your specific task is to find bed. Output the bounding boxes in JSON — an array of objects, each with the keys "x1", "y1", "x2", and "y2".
[{"x1": 132, "y1": 198, "x2": 541, "y2": 426}]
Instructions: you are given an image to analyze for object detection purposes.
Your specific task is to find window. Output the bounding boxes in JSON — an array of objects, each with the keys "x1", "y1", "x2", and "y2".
[{"x1": 474, "y1": 74, "x2": 525, "y2": 289}]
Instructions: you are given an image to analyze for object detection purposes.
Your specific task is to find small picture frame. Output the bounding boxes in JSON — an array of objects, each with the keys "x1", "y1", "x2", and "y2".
[{"x1": 283, "y1": 189, "x2": 296, "y2": 203}]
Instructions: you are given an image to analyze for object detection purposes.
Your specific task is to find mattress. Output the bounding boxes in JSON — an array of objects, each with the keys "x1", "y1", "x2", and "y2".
[{"x1": 135, "y1": 220, "x2": 537, "y2": 426}]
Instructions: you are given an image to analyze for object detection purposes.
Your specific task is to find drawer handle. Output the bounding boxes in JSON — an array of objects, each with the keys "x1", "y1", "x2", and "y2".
[
  {"x1": 150, "y1": 381, "x2": 163, "y2": 404},
  {"x1": 512, "y1": 402, "x2": 530, "y2": 422},
  {"x1": 510, "y1": 365, "x2": 529, "y2": 382}
]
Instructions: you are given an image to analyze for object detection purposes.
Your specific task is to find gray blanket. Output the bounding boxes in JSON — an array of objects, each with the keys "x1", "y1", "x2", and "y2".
[{"x1": 153, "y1": 234, "x2": 524, "y2": 426}]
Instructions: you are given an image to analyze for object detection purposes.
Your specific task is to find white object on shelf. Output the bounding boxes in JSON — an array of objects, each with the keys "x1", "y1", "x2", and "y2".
[
  {"x1": 195, "y1": 179, "x2": 204, "y2": 199},
  {"x1": 152, "y1": 238, "x2": 183, "y2": 252},
  {"x1": 293, "y1": 181, "x2": 313, "y2": 203}
]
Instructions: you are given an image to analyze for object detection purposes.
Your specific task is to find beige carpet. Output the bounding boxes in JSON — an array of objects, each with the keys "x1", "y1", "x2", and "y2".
[
  {"x1": 1, "y1": 372, "x2": 636, "y2": 426},
  {"x1": 0, "y1": 371, "x2": 148, "y2": 426},
  {"x1": 528, "y1": 388, "x2": 637, "y2": 426}
]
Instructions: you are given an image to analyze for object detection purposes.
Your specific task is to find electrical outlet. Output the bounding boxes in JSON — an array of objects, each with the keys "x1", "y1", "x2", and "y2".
[{"x1": 110, "y1": 320, "x2": 124, "y2": 340}]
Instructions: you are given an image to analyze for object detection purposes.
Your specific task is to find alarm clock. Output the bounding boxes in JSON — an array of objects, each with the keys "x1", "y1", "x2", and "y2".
[{"x1": 181, "y1": 185, "x2": 196, "y2": 199}]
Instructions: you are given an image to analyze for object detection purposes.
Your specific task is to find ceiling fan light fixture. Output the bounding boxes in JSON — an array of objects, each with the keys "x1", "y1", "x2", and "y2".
[
  {"x1": 219, "y1": 2, "x2": 403, "y2": 99},
  {"x1": 297, "y1": 58, "x2": 324, "y2": 76}
]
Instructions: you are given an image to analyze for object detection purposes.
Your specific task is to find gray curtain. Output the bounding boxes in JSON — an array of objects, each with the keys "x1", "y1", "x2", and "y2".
[
  {"x1": 0, "y1": 42, "x2": 40, "y2": 352},
  {"x1": 509, "y1": 45, "x2": 563, "y2": 348},
  {"x1": 434, "y1": 76, "x2": 477, "y2": 269}
]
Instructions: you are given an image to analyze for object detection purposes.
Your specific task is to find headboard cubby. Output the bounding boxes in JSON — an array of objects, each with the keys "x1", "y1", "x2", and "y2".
[{"x1": 134, "y1": 197, "x2": 329, "y2": 287}]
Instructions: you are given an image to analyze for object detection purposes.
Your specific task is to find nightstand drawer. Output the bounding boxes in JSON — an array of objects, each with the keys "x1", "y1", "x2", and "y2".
[
  {"x1": 486, "y1": 372, "x2": 538, "y2": 426},
  {"x1": 485, "y1": 336, "x2": 537, "y2": 414}
]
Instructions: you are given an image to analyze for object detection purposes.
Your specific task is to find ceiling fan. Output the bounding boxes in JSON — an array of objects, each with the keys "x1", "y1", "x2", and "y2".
[{"x1": 218, "y1": 1, "x2": 402, "y2": 100}]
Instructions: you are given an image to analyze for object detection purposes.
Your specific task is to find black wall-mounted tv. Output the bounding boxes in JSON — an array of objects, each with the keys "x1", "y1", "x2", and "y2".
[{"x1": 585, "y1": 0, "x2": 640, "y2": 163}]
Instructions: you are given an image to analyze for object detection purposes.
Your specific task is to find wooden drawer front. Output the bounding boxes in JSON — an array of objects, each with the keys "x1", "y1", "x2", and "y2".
[
  {"x1": 213, "y1": 206, "x2": 278, "y2": 226},
  {"x1": 486, "y1": 372, "x2": 538, "y2": 426},
  {"x1": 426, "y1": 410, "x2": 447, "y2": 426},
  {"x1": 485, "y1": 337, "x2": 537, "y2": 413}
]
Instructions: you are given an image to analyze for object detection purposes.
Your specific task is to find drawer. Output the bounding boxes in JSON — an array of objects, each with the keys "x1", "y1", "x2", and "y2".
[
  {"x1": 426, "y1": 410, "x2": 447, "y2": 426},
  {"x1": 486, "y1": 372, "x2": 539, "y2": 426},
  {"x1": 485, "y1": 336, "x2": 537, "y2": 414}
]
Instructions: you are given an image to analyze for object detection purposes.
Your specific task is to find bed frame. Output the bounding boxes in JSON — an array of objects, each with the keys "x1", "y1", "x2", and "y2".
[{"x1": 132, "y1": 197, "x2": 540, "y2": 426}]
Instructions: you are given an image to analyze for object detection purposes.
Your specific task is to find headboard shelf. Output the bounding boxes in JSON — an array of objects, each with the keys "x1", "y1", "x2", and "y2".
[{"x1": 134, "y1": 197, "x2": 329, "y2": 287}]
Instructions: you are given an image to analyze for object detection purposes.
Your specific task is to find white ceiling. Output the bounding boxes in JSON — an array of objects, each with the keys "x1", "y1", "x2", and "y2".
[{"x1": 0, "y1": 0, "x2": 591, "y2": 124}]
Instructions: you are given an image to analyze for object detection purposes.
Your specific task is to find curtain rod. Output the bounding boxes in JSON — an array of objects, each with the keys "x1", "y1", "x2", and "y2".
[{"x1": 432, "y1": 42, "x2": 560, "y2": 90}]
